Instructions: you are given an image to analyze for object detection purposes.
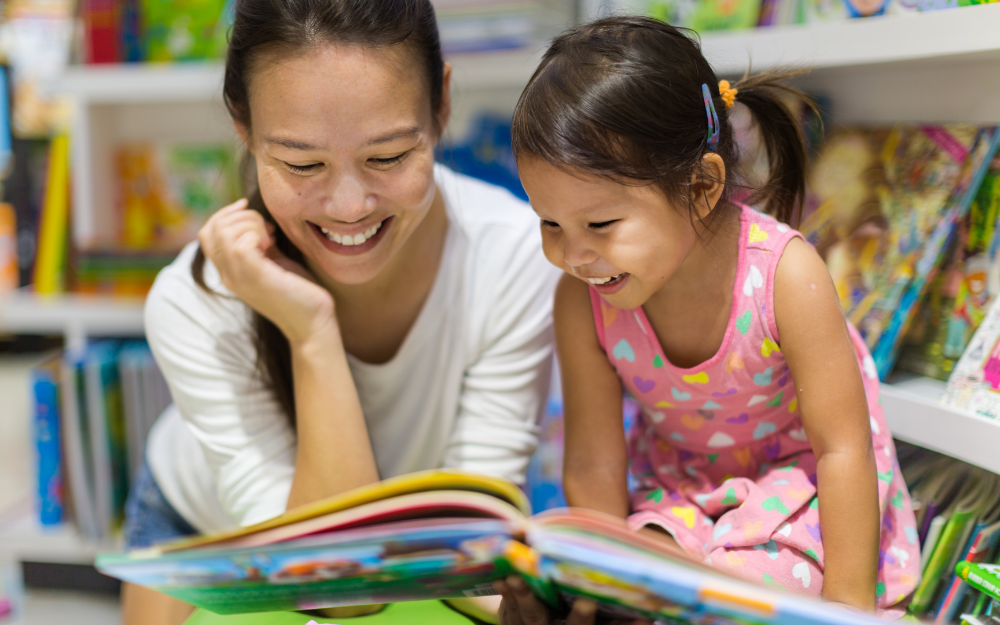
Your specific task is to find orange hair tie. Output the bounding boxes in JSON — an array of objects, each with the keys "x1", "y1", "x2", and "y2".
[{"x1": 718, "y1": 80, "x2": 738, "y2": 109}]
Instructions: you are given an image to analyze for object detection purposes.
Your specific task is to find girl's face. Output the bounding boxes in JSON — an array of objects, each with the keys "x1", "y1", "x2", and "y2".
[
  {"x1": 519, "y1": 158, "x2": 700, "y2": 310},
  {"x1": 243, "y1": 43, "x2": 450, "y2": 285}
]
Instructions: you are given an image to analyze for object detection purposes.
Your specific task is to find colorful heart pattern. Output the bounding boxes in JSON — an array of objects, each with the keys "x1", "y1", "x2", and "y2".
[{"x1": 596, "y1": 214, "x2": 916, "y2": 602}]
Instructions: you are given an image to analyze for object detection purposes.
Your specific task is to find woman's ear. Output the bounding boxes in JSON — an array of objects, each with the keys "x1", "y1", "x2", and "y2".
[
  {"x1": 691, "y1": 152, "x2": 726, "y2": 221},
  {"x1": 435, "y1": 62, "x2": 453, "y2": 142},
  {"x1": 234, "y1": 120, "x2": 253, "y2": 155}
]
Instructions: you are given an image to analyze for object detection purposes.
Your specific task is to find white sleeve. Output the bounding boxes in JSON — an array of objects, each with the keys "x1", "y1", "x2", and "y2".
[
  {"x1": 441, "y1": 229, "x2": 560, "y2": 484},
  {"x1": 144, "y1": 256, "x2": 296, "y2": 527}
]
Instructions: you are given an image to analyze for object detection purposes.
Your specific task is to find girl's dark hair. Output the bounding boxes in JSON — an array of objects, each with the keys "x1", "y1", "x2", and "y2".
[
  {"x1": 511, "y1": 16, "x2": 813, "y2": 228},
  {"x1": 191, "y1": 0, "x2": 445, "y2": 424}
]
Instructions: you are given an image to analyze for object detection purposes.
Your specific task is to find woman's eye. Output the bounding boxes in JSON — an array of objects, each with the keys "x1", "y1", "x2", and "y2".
[
  {"x1": 540, "y1": 220, "x2": 560, "y2": 229},
  {"x1": 284, "y1": 162, "x2": 321, "y2": 174},
  {"x1": 369, "y1": 152, "x2": 409, "y2": 168},
  {"x1": 589, "y1": 220, "x2": 618, "y2": 230}
]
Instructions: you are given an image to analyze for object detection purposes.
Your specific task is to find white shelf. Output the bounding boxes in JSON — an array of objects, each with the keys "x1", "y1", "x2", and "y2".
[
  {"x1": 700, "y1": 4, "x2": 1000, "y2": 75},
  {"x1": 0, "y1": 501, "x2": 116, "y2": 565},
  {"x1": 0, "y1": 290, "x2": 145, "y2": 350},
  {"x1": 42, "y1": 48, "x2": 545, "y2": 104},
  {"x1": 882, "y1": 375, "x2": 1000, "y2": 475}
]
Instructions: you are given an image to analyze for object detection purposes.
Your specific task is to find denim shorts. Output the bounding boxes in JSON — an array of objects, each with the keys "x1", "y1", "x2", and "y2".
[{"x1": 122, "y1": 457, "x2": 198, "y2": 550}]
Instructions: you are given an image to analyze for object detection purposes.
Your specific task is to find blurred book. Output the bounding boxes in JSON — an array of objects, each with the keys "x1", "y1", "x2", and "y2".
[
  {"x1": 141, "y1": 0, "x2": 229, "y2": 62},
  {"x1": 898, "y1": 158, "x2": 1000, "y2": 380},
  {"x1": 432, "y1": 0, "x2": 574, "y2": 54},
  {"x1": 115, "y1": 141, "x2": 239, "y2": 250},
  {"x1": 32, "y1": 341, "x2": 171, "y2": 537},
  {"x1": 799, "y1": 125, "x2": 1000, "y2": 380},
  {"x1": 5, "y1": 138, "x2": 49, "y2": 287},
  {"x1": 438, "y1": 114, "x2": 526, "y2": 201},
  {"x1": 941, "y1": 288, "x2": 1000, "y2": 419},
  {"x1": 33, "y1": 132, "x2": 71, "y2": 294}
]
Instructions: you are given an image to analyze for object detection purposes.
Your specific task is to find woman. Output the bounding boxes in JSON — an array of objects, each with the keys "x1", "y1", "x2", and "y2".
[{"x1": 122, "y1": 1, "x2": 559, "y2": 623}]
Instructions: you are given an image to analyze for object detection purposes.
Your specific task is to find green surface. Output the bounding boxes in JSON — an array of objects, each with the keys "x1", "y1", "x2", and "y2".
[{"x1": 185, "y1": 600, "x2": 476, "y2": 624}]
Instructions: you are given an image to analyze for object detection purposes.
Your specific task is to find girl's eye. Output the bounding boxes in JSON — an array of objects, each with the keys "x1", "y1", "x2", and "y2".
[
  {"x1": 589, "y1": 220, "x2": 618, "y2": 230},
  {"x1": 369, "y1": 151, "x2": 410, "y2": 169},
  {"x1": 284, "y1": 162, "x2": 321, "y2": 174},
  {"x1": 540, "y1": 220, "x2": 560, "y2": 229}
]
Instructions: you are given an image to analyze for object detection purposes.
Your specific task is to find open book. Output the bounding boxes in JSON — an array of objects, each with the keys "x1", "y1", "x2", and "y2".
[{"x1": 97, "y1": 470, "x2": 883, "y2": 623}]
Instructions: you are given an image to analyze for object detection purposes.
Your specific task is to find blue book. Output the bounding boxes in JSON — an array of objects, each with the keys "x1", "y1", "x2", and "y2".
[{"x1": 31, "y1": 357, "x2": 63, "y2": 526}]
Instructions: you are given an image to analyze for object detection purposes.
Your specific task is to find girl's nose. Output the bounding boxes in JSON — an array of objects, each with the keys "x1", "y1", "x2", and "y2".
[
  {"x1": 322, "y1": 172, "x2": 374, "y2": 222},
  {"x1": 562, "y1": 235, "x2": 599, "y2": 269}
]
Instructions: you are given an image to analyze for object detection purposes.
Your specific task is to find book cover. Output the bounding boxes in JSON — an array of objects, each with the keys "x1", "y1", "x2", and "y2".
[
  {"x1": 31, "y1": 356, "x2": 63, "y2": 526},
  {"x1": 59, "y1": 349, "x2": 101, "y2": 540},
  {"x1": 84, "y1": 341, "x2": 129, "y2": 533},
  {"x1": 82, "y1": 0, "x2": 121, "y2": 64},
  {"x1": 800, "y1": 125, "x2": 1000, "y2": 380},
  {"x1": 97, "y1": 471, "x2": 892, "y2": 625},
  {"x1": 33, "y1": 134, "x2": 70, "y2": 294}
]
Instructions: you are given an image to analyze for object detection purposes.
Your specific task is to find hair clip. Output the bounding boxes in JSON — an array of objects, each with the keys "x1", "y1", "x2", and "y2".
[{"x1": 702, "y1": 83, "x2": 720, "y2": 151}]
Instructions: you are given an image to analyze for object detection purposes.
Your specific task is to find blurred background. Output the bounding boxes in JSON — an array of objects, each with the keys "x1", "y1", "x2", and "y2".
[{"x1": 2, "y1": 0, "x2": 1000, "y2": 622}]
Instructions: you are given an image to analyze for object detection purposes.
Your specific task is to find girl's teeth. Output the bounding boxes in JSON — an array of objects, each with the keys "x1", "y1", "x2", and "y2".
[
  {"x1": 587, "y1": 274, "x2": 623, "y2": 285},
  {"x1": 323, "y1": 220, "x2": 383, "y2": 246}
]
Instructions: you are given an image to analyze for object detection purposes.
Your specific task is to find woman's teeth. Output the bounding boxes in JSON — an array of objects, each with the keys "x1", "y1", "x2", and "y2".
[
  {"x1": 587, "y1": 273, "x2": 625, "y2": 285},
  {"x1": 319, "y1": 221, "x2": 383, "y2": 246}
]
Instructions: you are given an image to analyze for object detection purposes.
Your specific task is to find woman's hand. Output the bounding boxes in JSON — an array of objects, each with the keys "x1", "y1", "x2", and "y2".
[
  {"x1": 495, "y1": 576, "x2": 651, "y2": 625},
  {"x1": 198, "y1": 199, "x2": 337, "y2": 347}
]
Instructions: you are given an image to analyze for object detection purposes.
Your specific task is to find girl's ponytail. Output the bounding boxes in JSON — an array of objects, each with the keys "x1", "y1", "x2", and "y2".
[{"x1": 733, "y1": 68, "x2": 816, "y2": 227}]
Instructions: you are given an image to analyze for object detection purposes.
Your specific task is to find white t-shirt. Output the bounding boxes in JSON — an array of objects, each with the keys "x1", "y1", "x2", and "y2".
[{"x1": 144, "y1": 165, "x2": 560, "y2": 532}]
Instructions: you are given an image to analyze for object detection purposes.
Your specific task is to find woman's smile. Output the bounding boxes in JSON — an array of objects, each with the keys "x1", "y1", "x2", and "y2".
[{"x1": 309, "y1": 216, "x2": 394, "y2": 256}]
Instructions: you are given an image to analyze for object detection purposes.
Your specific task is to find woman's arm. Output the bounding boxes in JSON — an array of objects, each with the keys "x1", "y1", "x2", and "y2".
[
  {"x1": 555, "y1": 274, "x2": 630, "y2": 518},
  {"x1": 197, "y1": 200, "x2": 379, "y2": 511},
  {"x1": 774, "y1": 238, "x2": 879, "y2": 610}
]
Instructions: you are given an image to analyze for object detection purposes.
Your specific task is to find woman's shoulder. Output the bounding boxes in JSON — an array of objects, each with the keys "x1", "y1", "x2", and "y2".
[{"x1": 144, "y1": 241, "x2": 252, "y2": 340}]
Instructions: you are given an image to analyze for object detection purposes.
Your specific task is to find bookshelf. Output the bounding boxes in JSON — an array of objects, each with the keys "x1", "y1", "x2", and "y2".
[
  {"x1": 0, "y1": 290, "x2": 144, "y2": 352},
  {"x1": 8, "y1": 8, "x2": 1000, "y2": 566},
  {"x1": 0, "y1": 502, "x2": 114, "y2": 565},
  {"x1": 699, "y1": 2, "x2": 1000, "y2": 74}
]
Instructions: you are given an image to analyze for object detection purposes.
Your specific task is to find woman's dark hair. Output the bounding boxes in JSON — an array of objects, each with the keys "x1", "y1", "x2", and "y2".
[
  {"x1": 511, "y1": 16, "x2": 813, "y2": 228},
  {"x1": 191, "y1": 0, "x2": 445, "y2": 424}
]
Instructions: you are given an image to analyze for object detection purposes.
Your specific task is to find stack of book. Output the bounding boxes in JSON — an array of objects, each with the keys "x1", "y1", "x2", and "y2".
[
  {"x1": 31, "y1": 341, "x2": 171, "y2": 538},
  {"x1": 798, "y1": 124, "x2": 1000, "y2": 380},
  {"x1": 897, "y1": 447, "x2": 1000, "y2": 622}
]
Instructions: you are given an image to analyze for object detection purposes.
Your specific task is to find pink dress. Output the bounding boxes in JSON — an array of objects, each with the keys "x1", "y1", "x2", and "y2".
[{"x1": 589, "y1": 206, "x2": 921, "y2": 613}]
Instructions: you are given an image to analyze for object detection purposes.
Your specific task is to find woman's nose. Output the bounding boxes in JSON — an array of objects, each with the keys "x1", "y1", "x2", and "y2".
[{"x1": 322, "y1": 172, "x2": 373, "y2": 222}]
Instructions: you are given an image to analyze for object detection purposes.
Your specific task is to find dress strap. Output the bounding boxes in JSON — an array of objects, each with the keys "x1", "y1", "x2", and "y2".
[{"x1": 588, "y1": 286, "x2": 608, "y2": 352}]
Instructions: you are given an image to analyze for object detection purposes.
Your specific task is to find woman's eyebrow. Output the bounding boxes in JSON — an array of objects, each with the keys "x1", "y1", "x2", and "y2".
[
  {"x1": 265, "y1": 137, "x2": 321, "y2": 151},
  {"x1": 366, "y1": 125, "x2": 422, "y2": 146}
]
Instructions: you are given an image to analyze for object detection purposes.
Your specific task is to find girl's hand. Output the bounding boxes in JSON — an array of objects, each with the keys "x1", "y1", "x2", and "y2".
[
  {"x1": 198, "y1": 199, "x2": 337, "y2": 347},
  {"x1": 495, "y1": 576, "x2": 651, "y2": 625}
]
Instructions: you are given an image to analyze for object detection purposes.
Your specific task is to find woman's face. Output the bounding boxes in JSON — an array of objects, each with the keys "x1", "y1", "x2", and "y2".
[
  {"x1": 243, "y1": 43, "x2": 449, "y2": 285},
  {"x1": 519, "y1": 157, "x2": 700, "y2": 311}
]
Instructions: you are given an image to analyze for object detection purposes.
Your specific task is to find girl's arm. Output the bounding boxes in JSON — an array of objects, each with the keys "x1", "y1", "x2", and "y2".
[
  {"x1": 555, "y1": 274, "x2": 630, "y2": 518},
  {"x1": 773, "y1": 238, "x2": 879, "y2": 610}
]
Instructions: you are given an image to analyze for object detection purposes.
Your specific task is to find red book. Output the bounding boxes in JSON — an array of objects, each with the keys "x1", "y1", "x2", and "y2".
[{"x1": 83, "y1": 0, "x2": 120, "y2": 64}]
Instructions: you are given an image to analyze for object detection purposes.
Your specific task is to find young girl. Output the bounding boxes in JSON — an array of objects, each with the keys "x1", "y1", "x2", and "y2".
[{"x1": 498, "y1": 15, "x2": 920, "y2": 622}]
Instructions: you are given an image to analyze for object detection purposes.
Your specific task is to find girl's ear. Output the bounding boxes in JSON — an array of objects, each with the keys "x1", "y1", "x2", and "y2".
[{"x1": 691, "y1": 152, "x2": 726, "y2": 221}]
